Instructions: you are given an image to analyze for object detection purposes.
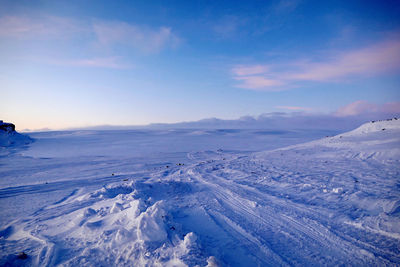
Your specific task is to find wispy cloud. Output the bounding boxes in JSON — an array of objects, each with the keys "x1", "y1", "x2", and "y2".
[
  {"x1": 232, "y1": 36, "x2": 400, "y2": 90},
  {"x1": 335, "y1": 100, "x2": 400, "y2": 117},
  {"x1": 232, "y1": 65, "x2": 269, "y2": 76},
  {"x1": 212, "y1": 15, "x2": 244, "y2": 39},
  {"x1": 0, "y1": 15, "x2": 180, "y2": 54},
  {"x1": 276, "y1": 106, "x2": 312, "y2": 111},
  {"x1": 274, "y1": 0, "x2": 300, "y2": 13},
  {"x1": 0, "y1": 15, "x2": 85, "y2": 38},
  {"x1": 233, "y1": 76, "x2": 284, "y2": 90},
  {"x1": 47, "y1": 57, "x2": 131, "y2": 69},
  {"x1": 232, "y1": 65, "x2": 284, "y2": 90},
  {"x1": 289, "y1": 39, "x2": 400, "y2": 81},
  {"x1": 92, "y1": 21, "x2": 180, "y2": 53}
]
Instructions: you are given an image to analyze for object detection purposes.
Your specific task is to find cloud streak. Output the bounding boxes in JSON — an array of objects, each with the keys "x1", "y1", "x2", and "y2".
[
  {"x1": 276, "y1": 106, "x2": 313, "y2": 111},
  {"x1": 47, "y1": 57, "x2": 131, "y2": 69},
  {"x1": 289, "y1": 39, "x2": 400, "y2": 81},
  {"x1": 232, "y1": 65, "x2": 269, "y2": 76},
  {"x1": 0, "y1": 15, "x2": 180, "y2": 54},
  {"x1": 0, "y1": 15, "x2": 85, "y2": 38},
  {"x1": 92, "y1": 21, "x2": 180, "y2": 53},
  {"x1": 212, "y1": 15, "x2": 244, "y2": 39},
  {"x1": 335, "y1": 100, "x2": 400, "y2": 117},
  {"x1": 233, "y1": 37, "x2": 400, "y2": 90}
]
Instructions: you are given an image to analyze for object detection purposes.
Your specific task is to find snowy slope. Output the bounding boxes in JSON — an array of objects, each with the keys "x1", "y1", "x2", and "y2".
[
  {"x1": 269, "y1": 118, "x2": 400, "y2": 161},
  {"x1": 346, "y1": 118, "x2": 400, "y2": 134},
  {"x1": 0, "y1": 121, "x2": 399, "y2": 266}
]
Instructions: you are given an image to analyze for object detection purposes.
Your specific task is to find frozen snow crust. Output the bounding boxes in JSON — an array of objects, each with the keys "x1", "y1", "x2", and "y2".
[{"x1": 0, "y1": 120, "x2": 399, "y2": 266}]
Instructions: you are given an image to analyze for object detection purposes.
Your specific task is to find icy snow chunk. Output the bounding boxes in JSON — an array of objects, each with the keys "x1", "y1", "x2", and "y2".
[
  {"x1": 359, "y1": 249, "x2": 375, "y2": 259},
  {"x1": 91, "y1": 184, "x2": 134, "y2": 199},
  {"x1": 83, "y1": 208, "x2": 97, "y2": 217},
  {"x1": 86, "y1": 220, "x2": 104, "y2": 229},
  {"x1": 114, "y1": 227, "x2": 133, "y2": 243},
  {"x1": 300, "y1": 183, "x2": 313, "y2": 192},
  {"x1": 332, "y1": 187, "x2": 343, "y2": 194},
  {"x1": 110, "y1": 202, "x2": 124, "y2": 213},
  {"x1": 387, "y1": 200, "x2": 400, "y2": 215},
  {"x1": 0, "y1": 225, "x2": 14, "y2": 239},
  {"x1": 137, "y1": 201, "x2": 168, "y2": 242},
  {"x1": 124, "y1": 199, "x2": 142, "y2": 219}
]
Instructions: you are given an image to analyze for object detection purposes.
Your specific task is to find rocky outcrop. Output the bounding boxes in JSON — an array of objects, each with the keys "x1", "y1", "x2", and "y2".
[
  {"x1": 0, "y1": 120, "x2": 33, "y2": 147},
  {"x1": 0, "y1": 121, "x2": 16, "y2": 133}
]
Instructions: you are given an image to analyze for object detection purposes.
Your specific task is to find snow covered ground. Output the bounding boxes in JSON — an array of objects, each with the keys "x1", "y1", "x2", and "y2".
[{"x1": 0, "y1": 120, "x2": 399, "y2": 266}]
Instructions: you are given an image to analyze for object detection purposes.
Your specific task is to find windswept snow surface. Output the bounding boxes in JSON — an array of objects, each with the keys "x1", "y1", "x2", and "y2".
[{"x1": 0, "y1": 122, "x2": 399, "y2": 266}]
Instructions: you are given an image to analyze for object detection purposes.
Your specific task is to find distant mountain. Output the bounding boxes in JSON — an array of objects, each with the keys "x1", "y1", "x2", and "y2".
[
  {"x1": 145, "y1": 113, "x2": 387, "y2": 132},
  {"x1": 62, "y1": 112, "x2": 400, "y2": 132}
]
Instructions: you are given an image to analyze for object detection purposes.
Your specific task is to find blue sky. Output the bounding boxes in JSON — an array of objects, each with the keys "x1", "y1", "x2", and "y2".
[{"x1": 1, "y1": 0, "x2": 400, "y2": 130}]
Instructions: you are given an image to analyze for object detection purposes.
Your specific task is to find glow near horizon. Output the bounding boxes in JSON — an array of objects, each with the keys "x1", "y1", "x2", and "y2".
[{"x1": 1, "y1": 0, "x2": 400, "y2": 130}]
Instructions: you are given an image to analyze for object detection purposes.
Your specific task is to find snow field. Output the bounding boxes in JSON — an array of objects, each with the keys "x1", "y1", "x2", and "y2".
[{"x1": 0, "y1": 119, "x2": 399, "y2": 266}]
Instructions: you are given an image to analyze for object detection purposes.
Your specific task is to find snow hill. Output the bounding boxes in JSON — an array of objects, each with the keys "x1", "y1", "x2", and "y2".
[
  {"x1": 262, "y1": 117, "x2": 400, "y2": 162},
  {"x1": 347, "y1": 118, "x2": 400, "y2": 134},
  {"x1": 0, "y1": 120, "x2": 399, "y2": 266}
]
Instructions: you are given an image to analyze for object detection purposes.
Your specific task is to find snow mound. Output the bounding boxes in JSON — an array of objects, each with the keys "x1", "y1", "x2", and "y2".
[{"x1": 0, "y1": 182, "x2": 209, "y2": 266}]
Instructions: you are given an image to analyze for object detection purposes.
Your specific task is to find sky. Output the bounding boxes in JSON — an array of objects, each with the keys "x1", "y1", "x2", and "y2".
[{"x1": 1, "y1": 0, "x2": 400, "y2": 131}]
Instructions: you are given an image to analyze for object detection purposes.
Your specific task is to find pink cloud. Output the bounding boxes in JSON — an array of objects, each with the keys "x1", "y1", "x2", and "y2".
[
  {"x1": 232, "y1": 36, "x2": 400, "y2": 90},
  {"x1": 232, "y1": 64, "x2": 284, "y2": 90},
  {"x1": 335, "y1": 100, "x2": 400, "y2": 117},
  {"x1": 289, "y1": 39, "x2": 400, "y2": 81},
  {"x1": 334, "y1": 100, "x2": 377, "y2": 117},
  {"x1": 382, "y1": 102, "x2": 400, "y2": 114},
  {"x1": 233, "y1": 76, "x2": 284, "y2": 90}
]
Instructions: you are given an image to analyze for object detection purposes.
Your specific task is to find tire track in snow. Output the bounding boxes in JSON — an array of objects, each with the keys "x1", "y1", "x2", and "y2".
[{"x1": 185, "y1": 157, "x2": 398, "y2": 265}]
